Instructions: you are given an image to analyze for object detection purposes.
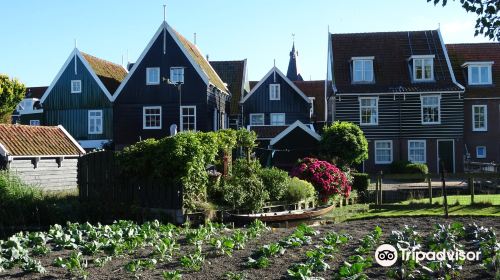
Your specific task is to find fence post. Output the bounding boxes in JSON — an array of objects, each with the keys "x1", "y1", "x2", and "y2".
[
  {"x1": 428, "y1": 174, "x2": 432, "y2": 204},
  {"x1": 375, "y1": 175, "x2": 379, "y2": 205},
  {"x1": 440, "y1": 161, "x2": 449, "y2": 218},
  {"x1": 378, "y1": 171, "x2": 383, "y2": 205},
  {"x1": 468, "y1": 176, "x2": 474, "y2": 204}
]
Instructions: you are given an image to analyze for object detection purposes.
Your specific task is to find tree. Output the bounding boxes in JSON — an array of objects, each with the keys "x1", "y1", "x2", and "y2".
[
  {"x1": 0, "y1": 74, "x2": 26, "y2": 123},
  {"x1": 320, "y1": 121, "x2": 368, "y2": 167},
  {"x1": 428, "y1": 0, "x2": 499, "y2": 41}
]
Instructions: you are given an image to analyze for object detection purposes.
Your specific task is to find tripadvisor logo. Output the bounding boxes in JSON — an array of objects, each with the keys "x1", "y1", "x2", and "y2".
[{"x1": 374, "y1": 244, "x2": 481, "y2": 267}]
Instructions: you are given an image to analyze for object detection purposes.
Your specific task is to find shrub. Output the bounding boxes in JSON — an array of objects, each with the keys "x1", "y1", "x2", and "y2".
[
  {"x1": 352, "y1": 173, "x2": 370, "y2": 193},
  {"x1": 389, "y1": 160, "x2": 411, "y2": 174},
  {"x1": 290, "y1": 157, "x2": 351, "y2": 201},
  {"x1": 259, "y1": 167, "x2": 290, "y2": 201},
  {"x1": 320, "y1": 121, "x2": 368, "y2": 166},
  {"x1": 286, "y1": 177, "x2": 316, "y2": 203},
  {"x1": 389, "y1": 160, "x2": 428, "y2": 175}
]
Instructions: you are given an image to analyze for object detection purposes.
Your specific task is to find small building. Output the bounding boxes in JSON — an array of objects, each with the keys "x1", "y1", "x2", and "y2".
[
  {"x1": 12, "y1": 86, "x2": 47, "y2": 125},
  {"x1": 0, "y1": 124, "x2": 86, "y2": 191}
]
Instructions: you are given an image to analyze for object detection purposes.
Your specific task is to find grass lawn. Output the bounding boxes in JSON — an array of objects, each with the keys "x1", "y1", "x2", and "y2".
[{"x1": 398, "y1": 194, "x2": 500, "y2": 206}]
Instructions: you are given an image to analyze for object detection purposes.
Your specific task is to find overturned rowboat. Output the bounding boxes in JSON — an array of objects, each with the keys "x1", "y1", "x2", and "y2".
[{"x1": 229, "y1": 204, "x2": 335, "y2": 223}]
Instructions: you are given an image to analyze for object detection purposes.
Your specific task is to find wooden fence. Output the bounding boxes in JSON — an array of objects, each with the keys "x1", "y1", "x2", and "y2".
[{"x1": 78, "y1": 151, "x2": 183, "y2": 211}]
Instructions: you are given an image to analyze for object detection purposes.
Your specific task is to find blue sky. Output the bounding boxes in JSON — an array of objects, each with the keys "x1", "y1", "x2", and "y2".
[{"x1": 0, "y1": 0, "x2": 491, "y2": 87}]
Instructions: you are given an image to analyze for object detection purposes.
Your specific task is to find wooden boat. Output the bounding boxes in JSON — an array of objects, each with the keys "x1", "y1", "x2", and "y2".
[{"x1": 229, "y1": 204, "x2": 335, "y2": 223}]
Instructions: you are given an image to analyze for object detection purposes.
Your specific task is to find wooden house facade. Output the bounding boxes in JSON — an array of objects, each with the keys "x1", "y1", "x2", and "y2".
[
  {"x1": 327, "y1": 30, "x2": 465, "y2": 173},
  {"x1": 113, "y1": 21, "x2": 229, "y2": 149}
]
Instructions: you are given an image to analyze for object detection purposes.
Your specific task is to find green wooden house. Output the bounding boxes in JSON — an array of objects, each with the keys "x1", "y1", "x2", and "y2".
[{"x1": 39, "y1": 48, "x2": 127, "y2": 149}]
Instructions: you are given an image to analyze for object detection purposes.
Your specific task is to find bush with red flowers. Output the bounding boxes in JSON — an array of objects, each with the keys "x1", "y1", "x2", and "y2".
[{"x1": 290, "y1": 157, "x2": 351, "y2": 201}]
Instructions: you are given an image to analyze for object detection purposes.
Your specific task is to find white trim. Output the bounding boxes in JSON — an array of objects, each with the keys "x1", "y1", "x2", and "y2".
[
  {"x1": 408, "y1": 139, "x2": 426, "y2": 163},
  {"x1": 374, "y1": 140, "x2": 393, "y2": 164},
  {"x1": 359, "y1": 96, "x2": 379, "y2": 126},
  {"x1": 240, "y1": 67, "x2": 312, "y2": 104},
  {"x1": 57, "y1": 125, "x2": 86, "y2": 154},
  {"x1": 412, "y1": 57, "x2": 434, "y2": 81},
  {"x1": 420, "y1": 95, "x2": 441, "y2": 125},
  {"x1": 351, "y1": 56, "x2": 374, "y2": 60},
  {"x1": 467, "y1": 64, "x2": 492, "y2": 85},
  {"x1": 437, "y1": 139, "x2": 455, "y2": 173},
  {"x1": 88, "y1": 110, "x2": 103, "y2": 134},
  {"x1": 180, "y1": 105, "x2": 196, "y2": 131},
  {"x1": 409, "y1": 54, "x2": 435, "y2": 60},
  {"x1": 352, "y1": 59, "x2": 374, "y2": 83},
  {"x1": 249, "y1": 113, "x2": 265, "y2": 125},
  {"x1": 472, "y1": 105, "x2": 488, "y2": 131},
  {"x1": 71, "y1": 80, "x2": 82, "y2": 93},
  {"x1": 270, "y1": 113, "x2": 286, "y2": 125},
  {"x1": 146, "y1": 67, "x2": 160, "y2": 85},
  {"x1": 461, "y1": 61, "x2": 494, "y2": 67},
  {"x1": 0, "y1": 142, "x2": 8, "y2": 157},
  {"x1": 438, "y1": 29, "x2": 465, "y2": 90},
  {"x1": 269, "y1": 84, "x2": 280, "y2": 100},
  {"x1": 465, "y1": 97, "x2": 500, "y2": 100},
  {"x1": 476, "y1": 146, "x2": 487, "y2": 159},
  {"x1": 7, "y1": 155, "x2": 81, "y2": 159},
  {"x1": 269, "y1": 120, "x2": 321, "y2": 146},
  {"x1": 143, "y1": 106, "x2": 162, "y2": 129},
  {"x1": 336, "y1": 90, "x2": 462, "y2": 96},
  {"x1": 170, "y1": 67, "x2": 185, "y2": 84}
]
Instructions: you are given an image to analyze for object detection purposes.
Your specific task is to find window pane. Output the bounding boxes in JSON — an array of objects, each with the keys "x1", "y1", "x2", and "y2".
[
  {"x1": 471, "y1": 67, "x2": 479, "y2": 84},
  {"x1": 480, "y1": 66, "x2": 489, "y2": 83}
]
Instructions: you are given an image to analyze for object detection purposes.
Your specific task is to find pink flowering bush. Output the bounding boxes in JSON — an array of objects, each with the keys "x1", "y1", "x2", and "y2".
[{"x1": 290, "y1": 157, "x2": 351, "y2": 201}]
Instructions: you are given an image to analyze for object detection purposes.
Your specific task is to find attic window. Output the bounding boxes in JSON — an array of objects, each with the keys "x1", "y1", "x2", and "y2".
[
  {"x1": 170, "y1": 67, "x2": 184, "y2": 84},
  {"x1": 146, "y1": 67, "x2": 160, "y2": 85},
  {"x1": 71, "y1": 80, "x2": 81, "y2": 93},
  {"x1": 352, "y1": 57, "x2": 374, "y2": 83},
  {"x1": 463, "y1": 62, "x2": 493, "y2": 85},
  {"x1": 411, "y1": 55, "x2": 434, "y2": 81},
  {"x1": 270, "y1": 84, "x2": 280, "y2": 100}
]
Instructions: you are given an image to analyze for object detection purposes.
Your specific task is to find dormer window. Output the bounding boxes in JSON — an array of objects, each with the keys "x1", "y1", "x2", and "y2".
[
  {"x1": 411, "y1": 55, "x2": 434, "y2": 81},
  {"x1": 270, "y1": 84, "x2": 280, "y2": 100},
  {"x1": 463, "y1": 62, "x2": 493, "y2": 85},
  {"x1": 352, "y1": 57, "x2": 374, "y2": 83}
]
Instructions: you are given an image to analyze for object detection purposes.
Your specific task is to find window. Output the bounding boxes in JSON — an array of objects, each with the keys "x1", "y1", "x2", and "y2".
[
  {"x1": 170, "y1": 67, "x2": 184, "y2": 84},
  {"x1": 375, "y1": 140, "x2": 393, "y2": 164},
  {"x1": 146, "y1": 67, "x2": 160, "y2": 85},
  {"x1": 468, "y1": 65, "x2": 492, "y2": 85},
  {"x1": 421, "y1": 95, "x2": 440, "y2": 124},
  {"x1": 143, "y1": 106, "x2": 162, "y2": 129},
  {"x1": 269, "y1": 84, "x2": 280, "y2": 100},
  {"x1": 472, "y1": 105, "x2": 487, "y2": 131},
  {"x1": 359, "y1": 97, "x2": 378, "y2": 125},
  {"x1": 71, "y1": 80, "x2": 81, "y2": 93},
  {"x1": 476, "y1": 146, "x2": 486, "y2": 159},
  {"x1": 88, "y1": 110, "x2": 103, "y2": 134},
  {"x1": 413, "y1": 57, "x2": 434, "y2": 81},
  {"x1": 29, "y1": 120, "x2": 40, "y2": 126},
  {"x1": 408, "y1": 140, "x2": 426, "y2": 163},
  {"x1": 270, "y1": 113, "x2": 285, "y2": 125},
  {"x1": 180, "y1": 106, "x2": 196, "y2": 131},
  {"x1": 250, "y1": 113, "x2": 264, "y2": 125},
  {"x1": 353, "y1": 59, "x2": 374, "y2": 82}
]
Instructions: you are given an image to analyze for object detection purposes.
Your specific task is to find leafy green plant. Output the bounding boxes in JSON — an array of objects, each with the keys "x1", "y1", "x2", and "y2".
[
  {"x1": 336, "y1": 261, "x2": 369, "y2": 280},
  {"x1": 287, "y1": 263, "x2": 314, "y2": 279},
  {"x1": 162, "y1": 270, "x2": 183, "y2": 280},
  {"x1": 231, "y1": 229, "x2": 248, "y2": 250},
  {"x1": 20, "y1": 257, "x2": 46, "y2": 273},
  {"x1": 259, "y1": 167, "x2": 290, "y2": 201},
  {"x1": 210, "y1": 237, "x2": 235, "y2": 256},
  {"x1": 320, "y1": 121, "x2": 368, "y2": 166},
  {"x1": 246, "y1": 256, "x2": 270, "y2": 269},
  {"x1": 180, "y1": 252, "x2": 205, "y2": 272},
  {"x1": 93, "y1": 256, "x2": 112, "y2": 268},
  {"x1": 154, "y1": 237, "x2": 180, "y2": 261},
  {"x1": 258, "y1": 243, "x2": 285, "y2": 257},
  {"x1": 224, "y1": 271, "x2": 246, "y2": 280},
  {"x1": 286, "y1": 177, "x2": 317, "y2": 203},
  {"x1": 53, "y1": 251, "x2": 89, "y2": 279}
]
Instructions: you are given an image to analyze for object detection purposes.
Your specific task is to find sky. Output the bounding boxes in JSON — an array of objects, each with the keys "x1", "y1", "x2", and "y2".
[{"x1": 0, "y1": 0, "x2": 493, "y2": 87}]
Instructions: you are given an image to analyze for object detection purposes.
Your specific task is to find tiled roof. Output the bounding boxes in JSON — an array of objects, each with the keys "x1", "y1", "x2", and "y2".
[
  {"x1": 294, "y1": 81, "x2": 325, "y2": 122},
  {"x1": 446, "y1": 43, "x2": 500, "y2": 98},
  {"x1": 249, "y1": 125, "x2": 288, "y2": 139},
  {"x1": 0, "y1": 124, "x2": 84, "y2": 157},
  {"x1": 81, "y1": 52, "x2": 127, "y2": 95},
  {"x1": 172, "y1": 29, "x2": 229, "y2": 93},
  {"x1": 331, "y1": 30, "x2": 462, "y2": 93},
  {"x1": 210, "y1": 60, "x2": 247, "y2": 114},
  {"x1": 25, "y1": 87, "x2": 48, "y2": 99}
]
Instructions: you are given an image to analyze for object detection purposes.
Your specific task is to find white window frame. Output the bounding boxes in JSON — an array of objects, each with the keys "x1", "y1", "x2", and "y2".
[
  {"x1": 29, "y1": 120, "x2": 40, "y2": 126},
  {"x1": 270, "y1": 113, "x2": 285, "y2": 125},
  {"x1": 180, "y1": 105, "x2": 196, "y2": 131},
  {"x1": 467, "y1": 63, "x2": 493, "y2": 85},
  {"x1": 408, "y1": 140, "x2": 426, "y2": 163},
  {"x1": 421, "y1": 95, "x2": 441, "y2": 125},
  {"x1": 476, "y1": 146, "x2": 486, "y2": 159},
  {"x1": 352, "y1": 57, "x2": 374, "y2": 83},
  {"x1": 170, "y1": 67, "x2": 184, "y2": 84},
  {"x1": 359, "y1": 97, "x2": 378, "y2": 126},
  {"x1": 269, "y1": 84, "x2": 280, "y2": 100},
  {"x1": 88, "y1": 110, "x2": 103, "y2": 134},
  {"x1": 412, "y1": 55, "x2": 434, "y2": 82},
  {"x1": 472, "y1": 105, "x2": 488, "y2": 131},
  {"x1": 143, "y1": 106, "x2": 162, "y2": 129},
  {"x1": 249, "y1": 113, "x2": 265, "y2": 125},
  {"x1": 71, "y1": 80, "x2": 81, "y2": 93},
  {"x1": 374, "y1": 140, "x2": 393, "y2": 164},
  {"x1": 146, "y1": 67, "x2": 160, "y2": 85}
]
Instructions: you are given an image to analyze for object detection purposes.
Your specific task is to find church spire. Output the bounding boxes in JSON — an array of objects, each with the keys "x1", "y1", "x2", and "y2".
[{"x1": 286, "y1": 34, "x2": 303, "y2": 81}]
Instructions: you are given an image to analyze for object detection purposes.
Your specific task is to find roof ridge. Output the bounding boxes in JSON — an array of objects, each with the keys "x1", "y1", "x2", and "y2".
[{"x1": 331, "y1": 29, "x2": 436, "y2": 35}]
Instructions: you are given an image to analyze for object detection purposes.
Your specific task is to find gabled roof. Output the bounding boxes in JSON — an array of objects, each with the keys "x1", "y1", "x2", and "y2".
[
  {"x1": 240, "y1": 67, "x2": 311, "y2": 103},
  {"x1": 0, "y1": 124, "x2": 85, "y2": 157},
  {"x1": 40, "y1": 49, "x2": 122, "y2": 103},
  {"x1": 25, "y1": 87, "x2": 48, "y2": 99},
  {"x1": 270, "y1": 120, "x2": 320, "y2": 146},
  {"x1": 446, "y1": 43, "x2": 500, "y2": 98},
  {"x1": 293, "y1": 80, "x2": 326, "y2": 122},
  {"x1": 113, "y1": 22, "x2": 228, "y2": 100},
  {"x1": 210, "y1": 59, "x2": 248, "y2": 114},
  {"x1": 81, "y1": 52, "x2": 127, "y2": 94},
  {"x1": 248, "y1": 125, "x2": 288, "y2": 139},
  {"x1": 330, "y1": 29, "x2": 463, "y2": 94}
]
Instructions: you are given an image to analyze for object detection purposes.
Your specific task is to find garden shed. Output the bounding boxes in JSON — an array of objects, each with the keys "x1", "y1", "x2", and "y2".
[{"x1": 0, "y1": 124, "x2": 85, "y2": 191}]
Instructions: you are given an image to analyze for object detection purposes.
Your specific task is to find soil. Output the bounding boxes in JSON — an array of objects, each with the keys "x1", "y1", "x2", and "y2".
[{"x1": 1, "y1": 216, "x2": 498, "y2": 280}]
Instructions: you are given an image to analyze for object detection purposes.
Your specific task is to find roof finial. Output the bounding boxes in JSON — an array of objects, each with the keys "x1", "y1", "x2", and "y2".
[
  {"x1": 273, "y1": 59, "x2": 276, "y2": 68},
  {"x1": 194, "y1": 32, "x2": 197, "y2": 45},
  {"x1": 292, "y1": 33, "x2": 295, "y2": 44},
  {"x1": 163, "y1": 4, "x2": 166, "y2": 22},
  {"x1": 74, "y1": 38, "x2": 77, "y2": 49},
  {"x1": 438, "y1": 22, "x2": 441, "y2": 30}
]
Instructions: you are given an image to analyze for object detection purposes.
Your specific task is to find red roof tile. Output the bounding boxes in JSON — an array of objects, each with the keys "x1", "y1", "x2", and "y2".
[
  {"x1": 293, "y1": 80, "x2": 325, "y2": 122},
  {"x1": 0, "y1": 125, "x2": 84, "y2": 157}
]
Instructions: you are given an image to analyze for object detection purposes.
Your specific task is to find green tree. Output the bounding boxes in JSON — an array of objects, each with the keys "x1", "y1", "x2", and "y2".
[
  {"x1": 427, "y1": 0, "x2": 499, "y2": 41},
  {"x1": 0, "y1": 74, "x2": 26, "y2": 123},
  {"x1": 320, "y1": 121, "x2": 368, "y2": 167}
]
